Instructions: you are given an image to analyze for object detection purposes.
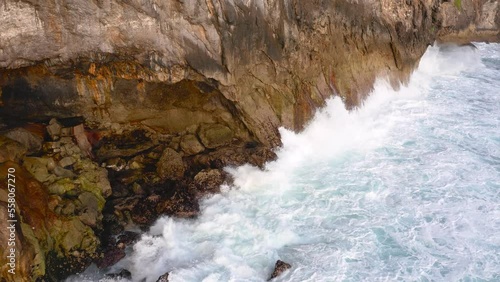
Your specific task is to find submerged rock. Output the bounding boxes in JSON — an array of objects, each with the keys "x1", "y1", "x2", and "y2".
[{"x1": 105, "y1": 269, "x2": 132, "y2": 280}]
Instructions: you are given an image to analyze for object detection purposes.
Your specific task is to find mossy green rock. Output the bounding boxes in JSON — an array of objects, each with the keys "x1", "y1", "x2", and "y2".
[
  {"x1": 48, "y1": 178, "x2": 76, "y2": 195},
  {"x1": 23, "y1": 157, "x2": 57, "y2": 183},
  {"x1": 198, "y1": 123, "x2": 234, "y2": 149}
]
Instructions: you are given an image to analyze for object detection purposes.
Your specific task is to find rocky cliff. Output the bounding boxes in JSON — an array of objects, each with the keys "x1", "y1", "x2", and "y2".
[{"x1": 0, "y1": 0, "x2": 498, "y2": 281}]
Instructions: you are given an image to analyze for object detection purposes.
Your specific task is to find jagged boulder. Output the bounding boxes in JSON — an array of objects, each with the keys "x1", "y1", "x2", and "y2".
[
  {"x1": 269, "y1": 260, "x2": 291, "y2": 280},
  {"x1": 193, "y1": 169, "x2": 225, "y2": 194},
  {"x1": 180, "y1": 134, "x2": 205, "y2": 156},
  {"x1": 4, "y1": 128, "x2": 43, "y2": 154},
  {"x1": 156, "y1": 148, "x2": 186, "y2": 181}
]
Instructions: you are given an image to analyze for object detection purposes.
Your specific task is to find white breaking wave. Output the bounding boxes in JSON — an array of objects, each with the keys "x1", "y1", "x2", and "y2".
[{"x1": 71, "y1": 43, "x2": 500, "y2": 282}]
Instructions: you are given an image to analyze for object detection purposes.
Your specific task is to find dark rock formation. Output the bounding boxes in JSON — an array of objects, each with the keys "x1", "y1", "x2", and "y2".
[
  {"x1": 0, "y1": 0, "x2": 498, "y2": 281},
  {"x1": 269, "y1": 260, "x2": 292, "y2": 280},
  {"x1": 157, "y1": 272, "x2": 170, "y2": 282}
]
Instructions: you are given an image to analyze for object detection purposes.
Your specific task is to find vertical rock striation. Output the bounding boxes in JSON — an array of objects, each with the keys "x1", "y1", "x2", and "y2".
[{"x1": 0, "y1": 0, "x2": 498, "y2": 280}]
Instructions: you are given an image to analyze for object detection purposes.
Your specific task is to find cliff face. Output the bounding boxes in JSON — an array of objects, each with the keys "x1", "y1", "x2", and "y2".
[
  {"x1": 0, "y1": 0, "x2": 498, "y2": 281},
  {"x1": 1, "y1": 0, "x2": 497, "y2": 146}
]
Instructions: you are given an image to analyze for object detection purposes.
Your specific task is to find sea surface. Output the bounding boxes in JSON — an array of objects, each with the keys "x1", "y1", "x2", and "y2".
[{"x1": 71, "y1": 43, "x2": 500, "y2": 282}]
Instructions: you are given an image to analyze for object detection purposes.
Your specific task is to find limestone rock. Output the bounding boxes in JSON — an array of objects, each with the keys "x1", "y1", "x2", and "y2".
[
  {"x1": 269, "y1": 260, "x2": 291, "y2": 280},
  {"x1": 156, "y1": 148, "x2": 185, "y2": 180},
  {"x1": 78, "y1": 192, "x2": 99, "y2": 211},
  {"x1": 47, "y1": 178, "x2": 76, "y2": 195},
  {"x1": 23, "y1": 157, "x2": 57, "y2": 183},
  {"x1": 47, "y1": 118, "x2": 62, "y2": 140},
  {"x1": 59, "y1": 156, "x2": 76, "y2": 168},
  {"x1": 73, "y1": 124, "x2": 93, "y2": 158},
  {"x1": 79, "y1": 208, "x2": 99, "y2": 227},
  {"x1": 198, "y1": 124, "x2": 234, "y2": 149},
  {"x1": 4, "y1": 127, "x2": 43, "y2": 154},
  {"x1": 180, "y1": 134, "x2": 205, "y2": 155},
  {"x1": 53, "y1": 166, "x2": 76, "y2": 178},
  {"x1": 0, "y1": 135, "x2": 27, "y2": 163}
]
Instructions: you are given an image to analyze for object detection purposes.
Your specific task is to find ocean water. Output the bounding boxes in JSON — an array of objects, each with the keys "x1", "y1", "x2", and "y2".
[{"x1": 72, "y1": 43, "x2": 500, "y2": 282}]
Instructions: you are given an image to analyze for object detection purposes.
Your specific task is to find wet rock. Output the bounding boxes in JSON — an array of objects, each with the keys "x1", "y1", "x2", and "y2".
[
  {"x1": 131, "y1": 194, "x2": 162, "y2": 226},
  {"x1": 105, "y1": 269, "x2": 132, "y2": 280},
  {"x1": 157, "y1": 272, "x2": 169, "y2": 282},
  {"x1": 157, "y1": 148, "x2": 186, "y2": 180},
  {"x1": 96, "y1": 247, "x2": 126, "y2": 269},
  {"x1": 4, "y1": 127, "x2": 43, "y2": 154},
  {"x1": 269, "y1": 260, "x2": 291, "y2": 280},
  {"x1": 180, "y1": 134, "x2": 205, "y2": 155},
  {"x1": 156, "y1": 190, "x2": 199, "y2": 218},
  {"x1": 198, "y1": 123, "x2": 234, "y2": 149},
  {"x1": 0, "y1": 135, "x2": 27, "y2": 163},
  {"x1": 193, "y1": 169, "x2": 225, "y2": 193},
  {"x1": 193, "y1": 144, "x2": 276, "y2": 169},
  {"x1": 116, "y1": 231, "x2": 140, "y2": 247},
  {"x1": 45, "y1": 251, "x2": 93, "y2": 282},
  {"x1": 102, "y1": 213, "x2": 125, "y2": 236}
]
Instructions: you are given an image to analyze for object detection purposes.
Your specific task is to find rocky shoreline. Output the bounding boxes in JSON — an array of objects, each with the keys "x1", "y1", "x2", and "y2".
[
  {"x1": 0, "y1": 0, "x2": 498, "y2": 280},
  {"x1": 0, "y1": 117, "x2": 276, "y2": 280}
]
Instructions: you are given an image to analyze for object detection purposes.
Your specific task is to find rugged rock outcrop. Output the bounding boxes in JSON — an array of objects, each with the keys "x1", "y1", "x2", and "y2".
[
  {"x1": 0, "y1": 0, "x2": 498, "y2": 281},
  {"x1": 1, "y1": 0, "x2": 498, "y2": 145},
  {"x1": 269, "y1": 260, "x2": 292, "y2": 280},
  {"x1": 0, "y1": 121, "x2": 111, "y2": 281}
]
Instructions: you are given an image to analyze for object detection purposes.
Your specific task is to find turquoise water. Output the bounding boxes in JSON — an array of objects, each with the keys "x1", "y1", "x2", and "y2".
[{"x1": 73, "y1": 43, "x2": 500, "y2": 282}]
